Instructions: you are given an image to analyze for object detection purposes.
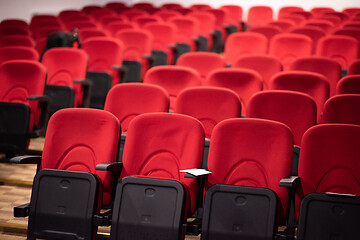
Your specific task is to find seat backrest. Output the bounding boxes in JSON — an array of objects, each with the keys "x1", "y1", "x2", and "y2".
[
  {"x1": 190, "y1": 4, "x2": 212, "y2": 11},
  {"x1": 336, "y1": 74, "x2": 360, "y2": 94},
  {"x1": 168, "y1": 16, "x2": 199, "y2": 46},
  {"x1": 0, "y1": 26, "x2": 30, "y2": 37},
  {"x1": 303, "y1": 19, "x2": 334, "y2": 34},
  {"x1": 269, "y1": 33, "x2": 313, "y2": 70},
  {"x1": 278, "y1": 6, "x2": 304, "y2": 19},
  {"x1": 289, "y1": 56, "x2": 342, "y2": 97},
  {"x1": 175, "y1": 86, "x2": 241, "y2": 139},
  {"x1": 220, "y1": 5, "x2": 243, "y2": 25},
  {"x1": 310, "y1": 7, "x2": 335, "y2": 17},
  {"x1": 0, "y1": 35, "x2": 35, "y2": 48},
  {"x1": 153, "y1": 9, "x2": 181, "y2": 21},
  {"x1": 316, "y1": 35, "x2": 359, "y2": 69},
  {"x1": 321, "y1": 94, "x2": 360, "y2": 125},
  {"x1": 270, "y1": 71, "x2": 329, "y2": 122},
  {"x1": 205, "y1": 68, "x2": 263, "y2": 116},
  {"x1": 332, "y1": 28, "x2": 360, "y2": 56},
  {"x1": 120, "y1": 112, "x2": 204, "y2": 215},
  {"x1": 247, "y1": 6, "x2": 273, "y2": 26},
  {"x1": 206, "y1": 118, "x2": 293, "y2": 222},
  {"x1": 104, "y1": 83, "x2": 169, "y2": 132},
  {"x1": 348, "y1": 59, "x2": 360, "y2": 75},
  {"x1": 295, "y1": 124, "x2": 360, "y2": 221},
  {"x1": 247, "y1": 90, "x2": 317, "y2": 146},
  {"x1": 121, "y1": 9, "x2": 149, "y2": 21},
  {"x1": 143, "y1": 22, "x2": 177, "y2": 51},
  {"x1": 144, "y1": 66, "x2": 202, "y2": 111},
  {"x1": 232, "y1": 54, "x2": 282, "y2": 90},
  {"x1": 0, "y1": 19, "x2": 29, "y2": 29},
  {"x1": 224, "y1": 32, "x2": 268, "y2": 65},
  {"x1": 104, "y1": 21, "x2": 137, "y2": 37},
  {"x1": 176, "y1": 52, "x2": 226, "y2": 80},
  {"x1": 0, "y1": 46, "x2": 39, "y2": 63},
  {"x1": 267, "y1": 19, "x2": 296, "y2": 32},
  {"x1": 115, "y1": 29, "x2": 153, "y2": 61},
  {"x1": 247, "y1": 25, "x2": 282, "y2": 45},
  {"x1": 78, "y1": 28, "x2": 109, "y2": 42},
  {"x1": 98, "y1": 15, "x2": 128, "y2": 27},
  {"x1": 40, "y1": 108, "x2": 121, "y2": 206},
  {"x1": 133, "y1": 15, "x2": 162, "y2": 28},
  {"x1": 290, "y1": 26, "x2": 326, "y2": 53},
  {"x1": 187, "y1": 11, "x2": 216, "y2": 38}
]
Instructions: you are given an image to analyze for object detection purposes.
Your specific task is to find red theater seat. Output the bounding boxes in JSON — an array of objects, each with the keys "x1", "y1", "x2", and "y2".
[
  {"x1": 0, "y1": 46, "x2": 39, "y2": 63},
  {"x1": 336, "y1": 75, "x2": 360, "y2": 94}
]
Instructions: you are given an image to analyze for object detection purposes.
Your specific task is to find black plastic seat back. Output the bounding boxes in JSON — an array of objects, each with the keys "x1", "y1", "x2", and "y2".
[
  {"x1": 297, "y1": 193, "x2": 360, "y2": 240},
  {"x1": 27, "y1": 169, "x2": 99, "y2": 240},
  {"x1": 110, "y1": 176, "x2": 185, "y2": 240},
  {"x1": 201, "y1": 184, "x2": 277, "y2": 240}
]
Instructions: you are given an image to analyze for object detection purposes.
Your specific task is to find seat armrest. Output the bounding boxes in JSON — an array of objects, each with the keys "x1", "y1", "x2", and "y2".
[
  {"x1": 27, "y1": 95, "x2": 51, "y2": 102},
  {"x1": 73, "y1": 79, "x2": 93, "y2": 107},
  {"x1": 182, "y1": 169, "x2": 211, "y2": 180},
  {"x1": 93, "y1": 209, "x2": 112, "y2": 226},
  {"x1": 14, "y1": 202, "x2": 30, "y2": 217},
  {"x1": 279, "y1": 176, "x2": 300, "y2": 188},
  {"x1": 95, "y1": 162, "x2": 123, "y2": 173},
  {"x1": 182, "y1": 218, "x2": 202, "y2": 236},
  {"x1": 27, "y1": 95, "x2": 51, "y2": 136},
  {"x1": 10, "y1": 155, "x2": 41, "y2": 164},
  {"x1": 73, "y1": 79, "x2": 92, "y2": 86}
]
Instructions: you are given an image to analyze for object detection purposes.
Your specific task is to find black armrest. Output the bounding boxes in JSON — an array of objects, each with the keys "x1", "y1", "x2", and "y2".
[
  {"x1": 182, "y1": 218, "x2": 202, "y2": 236},
  {"x1": 93, "y1": 209, "x2": 112, "y2": 226},
  {"x1": 14, "y1": 202, "x2": 30, "y2": 217},
  {"x1": 112, "y1": 65, "x2": 127, "y2": 84},
  {"x1": 10, "y1": 155, "x2": 41, "y2": 164},
  {"x1": 95, "y1": 162, "x2": 123, "y2": 173},
  {"x1": 279, "y1": 176, "x2": 300, "y2": 188},
  {"x1": 27, "y1": 95, "x2": 51, "y2": 137},
  {"x1": 73, "y1": 79, "x2": 93, "y2": 107}
]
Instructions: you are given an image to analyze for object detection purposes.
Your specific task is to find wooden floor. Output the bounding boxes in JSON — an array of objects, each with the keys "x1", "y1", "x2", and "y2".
[{"x1": 0, "y1": 138, "x2": 200, "y2": 239}]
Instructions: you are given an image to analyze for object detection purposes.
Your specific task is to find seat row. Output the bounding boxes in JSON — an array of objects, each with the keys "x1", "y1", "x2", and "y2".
[{"x1": 10, "y1": 106, "x2": 360, "y2": 240}]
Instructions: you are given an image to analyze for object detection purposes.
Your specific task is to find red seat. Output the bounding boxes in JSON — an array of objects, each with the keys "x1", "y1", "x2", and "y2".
[
  {"x1": 78, "y1": 28, "x2": 109, "y2": 42},
  {"x1": 169, "y1": 15, "x2": 200, "y2": 52},
  {"x1": 175, "y1": 86, "x2": 241, "y2": 139},
  {"x1": 247, "y1": 25, "x2": 282, "y2": 46},
  {"x1": 310, "y1": 7, "x2": 335, "y2": 17},
  {"x1": 160, "y1": 3, "x2": 183, "y2": 11},
  {"x1": 0, "y1": 26, "x2": 30, "y2": 37},
  {"x1": 224, "y1": 32, "x2": 268, "y2": 65},
  {"x1": 190, "y1": 4, "x2": 212, "y2": 11},
  {"x1": 0, "y1": 46, "x2": 39, "y2": 63},
  {"x1": 133, "y1": 15, "x2": 162, "y2": 28},
  {"x1": 98, "y1": 15, "x2": 128, "y2": 27},
  {"x1": 153, "y1": 9, "x2": 181, "y2": 21},
  {"x1": 232, "y1": 54, "x2": 282, "y2": 90},
  {"x1": 0, "y1": 19, "x2": 28, "y2": 29},
  {"x1": 247, "y1": 6, "x2": 273, "y2": 26},
  {"x1": 120, "y1": 112, "x2": 205, "y2": 217},
  {"x1": 336, "y1": 75, "x2": 360, "y2": 94},
  {"x1": 269, "y1": 33, "x2": 313, "y2": 70},
  {"x1": 104, "y1": 2, "x2": 128, "y2": 13},
  {"x1": 270, "y1": 71, "x2": 329, "y2": 122},
  {"x1": 176, "y1": 52, "x2": 226, "y2": 82},
  {"x1": 144, "y1": 66, "x2": 201, "y2": 111},
  {"x1": 348, "y1": 59, "x2": 360, "y2": 75},
  {"x1": 321, "y1": 94, "x2": 360, "y2": 125},
  {"x1": 220, "y1": 5, "x2": 243, "y2": 30},
  {"x1": 247, "y1": 90, "x2": 317, "y2": 147},
  {"x1": 303, "y1": 19, "x2": 334, "y2": 34},
  {"x1": 0, "y1": 35, "x2": 35, "y2": 48},
  {"x1": 267, "y1": 19, "x2": 296, "y2": 32},
  {"x1": 342, "y1": 8, "x2": 360, "y2": 18},
  {"x1": 104, "y1": 83, "x2": 169, "y2": 132},
  {"x1": 278, "y1": 6, "x2": 304, "y2": 19},
  {"x1": 290, "y1": 26, "x2": 326, "y2": 54},
  {"x1": 121, "y1": 9, "x2": 149, "y2": 21},
  {"x1": 88, "y1": 8, "x2": 117, "y2": 22},
  {"x1": 289, "y1": 56, "x2": 342, "y2": 97},
  {"x1": 316, "y1": 35, "x2": 359, "y2": 69},
  {"x1": 104, "y1": 21, "x2": 137, "y2": 37},
  {"x1": 332, "y1": 27, "x2": 360, "y2": 56},
  {"x1": 205, "y1": 68, "x2": 263, "y2": 116}
]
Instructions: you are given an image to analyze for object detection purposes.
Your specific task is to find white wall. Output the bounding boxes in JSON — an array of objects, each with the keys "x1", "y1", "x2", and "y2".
[{"x1": 0, "y1": 0, "x2": 359, "y2": 22}]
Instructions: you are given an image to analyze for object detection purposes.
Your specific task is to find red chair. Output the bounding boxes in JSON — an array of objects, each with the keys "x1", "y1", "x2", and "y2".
[
  {"x1": 0, "y1": 26, "x2": 30, "y2": 37},
  {"x1": 310, "y1": 7, "x2": 335, "y2": 17},
  {"x1": 247, "y1": 90, "x2": 317, "y2": 147},
  {"x1": 289, "y1": 56, "x2": 342, "y2": 97},
  {"x1": 143, "y1": 66, "x2": 201, "y2": 111},
  {"x1": 133, "y1": 15, "x2": 162, "y2": 28},
  {"x1": 321, "y1": 94, "x2": 360, "y2": 125},
  {"x1": 224, "y1": 32, "x2": 268, "y2": 65},
  {"x1": 342, "y1": 8, "x2": 360, "y2": 18},
  {"x1": 205, "y1": 68, "x2": 263, "y2": 116},
  {"x1": 336, "y1": 75, "x2": 360, "y2": 94},
  {"x1": 115, "y1": 29, "x2": 153, "y2": 82},
  {"x1": 295, "y1": 124, "x2": 360, "y2": 239},
  {"x1": 280, "y1": 14, "x2": 307, "y2": 26},
  {"x1": 332, "y1": 27, "x2": 360, "y2": 56},
  {"x1": 317, "y1": 15, "x2": 343, "y2": 27},
  {"x1": 41, "y1": 47, "x2": 90, "y2": 113},
  {"x1": 0, "y1": 46, "x2": 39, "y2": 63},
  {"x1": 81, "y1": 5, "x2": 102, "y2": 14},
  {"x1": 98, "y1": 15, "x2": 128, "y2": 27},
  {"x1": 153, "y1": 9, "x2": 181, "y2": 21},
  {"x1": 270, "y1": 71, "x2": 329, "y2": 122},
  {"x1": 175, "y1": 86, "x2": 241, "y2": 139},
  {"x1": 78, "y1": 28, "x2": 109, "y2": 42},
  {"x1": 290, "y1": 26, "x2": 326, "y2": 53},
  {"x1": 247, "y1": 25, "x2": 282, "y2": 46},
  {"x1": 104, "y1": 21, "x2": 137, "y2": 37},
  {"x1": 303, "y1": 19, "x2": 334, "y2": 34},
  {"x1": 58, "y1": 9, "x2": 87, "y2": 23},
  {"x1": 220, "y1": 5, "x2": 243, "y2": 30},
  {"x1": 161, "y1": 3, "x2": 183, "y2": 11},
  {"x1": 232, "y1": 54, "x2": 283, "y2": 90},
  {"x1": 190, "y1": 4, "x2": 212, "y2": 11},
  {"x1": 348, "y1": 59, "x2": 360, "y2": 75},
  {"x1": 316, "y1": 35, "x2": 359, "y2": 70},
  {"x1": 105, "y1": 2, "x2": 128, "y2": 13},
  {"x1": 0, "y1": 60, "x2": 48, "y2": 157},
  {"x1": 247, "y1": 6, "x2": 273, "y2": 26},
  {"x1": 202, "y1": 118, "x2": 293, "y2": 239},
  {"x1": 0, "y1": 35, "x2": 35, "y2": 48},
  {"x1": 176, "y1": 52, "x2": 226, "y2": 82},
  {"x1": 269, "y1": 33, "x2": 313, "y2": 70},
  {"x1": 278, "y1": 6, "x2": 304, "y2": 19},
  {"x1": 121, "y1": 9, "x2": 149, "y2": 21},
  {"x1": 88, "y1": 8, "x2": 117, "y2": 22},
  {"x1": 0, "y1": 19, "x2": 28, "y2": 29},
  {"x1": 267, "y1": 19, "x2": 296, "y2": 32}
]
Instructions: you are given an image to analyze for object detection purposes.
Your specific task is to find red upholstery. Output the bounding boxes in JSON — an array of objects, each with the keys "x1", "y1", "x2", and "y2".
[
  {"x1": 289, "y1": 56, "x2": 342, "y2": 97},
  {"x1": 78, "y1": 28, "x2": 109, "y2": 42},
  {"x1": 0, "y1": 35, "x2": 35, "y2": 48},
  {"x1": 187, "y1": 11, "x2": 216, "y2": 51},
  {"x1": 220, "y1": 5, "x2": 243, "y2": 30},
  {"x1": 336, "y1": 75, "x2": 360, "y2": 94},
  {"x1": 176, "y1": 52, "x2": 226, "y2": 82},
  {"x1": 81, "y1": 5, "x2": 102, "y2": 14},
  {"x1": 133, "y1": 15, "x2": 162, "y2": 28},
  {"x1": 247, "y1": 90, "x2": 317, "y2": 146},
  {"x1": 224, "y1": 32, "x2": 268, "y2": 65},
  {"x1": 205, "y1": 68, "x2": 263, "y2": 116},
  {"x1": 144, "y1": 66, "x2": 201, "y2": 111},
  {"x1": 0, "y1": 46, "x2": 39, "y2": 63},
  {"x1": 105, "y1": 21, "x2": 137, "y2": 37},
  {"x1": 104, "y1": 83, "x2": 169, "y2": 132},
  {"x1": 247, "y1": 25, "x2": 282, "y2": 46},
  {"x1": 267, "y1": 20, "x2": 296, "y2": 32},
  {"x1": 58, "y1": 9, "x2": 87, "y2": 23},
  {"x1": 0, "y1": 60, "x2": 47, "y2": 130},
  {"x1": 153, "y1": 10, "x2": 181, "y2": 21},
  {"x1": 232, "y1": 54, "x2": 282, "y2": 90},
  {"x1": 206, "y1": 118, "x2": 293, "y2": 222},
  {"x1": 295, "y1": 124, "x2": 360, "y2": 221},
  {"x1": 175, "y1": 87, "x2": 241, "y2": 139},
  {"x1": 303, "y1": 19, "x2": 334, "y2": 34},
  {"x1": 98, "y1": 15, "x2": 128, "y2": 27},
  {"x1": 87, "y1": 8, "x2": 117, "y2": 21},
  {"x1": 0, "y1": 19, "x2": 28, "y2": 29},
  {"x1": 169, "y1": 16, "x2": 200, "y2": 51},
  {"x1": 269, "y1": 33, "x2": 313, "y2": 70},
  {"x1": 247, "y1": 6, "x2": 273, "y2": 26},
  {"x1": 206, "y1": 9, "x2": 229, "y2": 41},
  {"x1": 40, "y1": 108, "x2": 120, "y2": 207},
  {"x1": 270, "y1": 71, "x2": 329, "y2": 122},
  {"x1": 316, "y1": 35, "x2": 359, "y2": 69},
  {"x1": 160, "y1": 3, "x2": 183, "y2": 11},
  {"x1": 120, "y1": 113, "x2": 205, "y2": 216},
  {"x1": 332, "y1": 28, "x2": 360, "y2": 56},
  {"x1": 82, "y1": 37, "x2": 123, "y2": 86},
  {"x1": 41, "y1": 47, "x2": 89, "y2": 107},
  {"x1": 278, "y1": 6, "x2": 304, "y2": 19},
  {"x1": 321, "y1": 94, "x2": 360, "y2": 125},
  {"x1": 290, "y1": 26, "x2": 326, "y2": 54},
  {"x1": 0, "y1": 26, "x2": 30, "y2": 37},
  {"x1": 190, "y1": 4, "x2": 212, "y2": 11},
  {"x1": 310, "y1": 7, "x2": 335, "y2": 17},
  {"x1": 342, "y1": 8, "x2": 360, "y2": 18},
  {"x1": 280, "y1": 14, "x2": 307, "y2": 26},
  {"x1": 348, "y1": 59, "x2": 360, "y2": 75},
  {"x1": 120, "y1": 9, "x2": 149, "y2": 21},
  {"x1": 104, "y1": 2, "x2": 127, "y2": 13}
]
